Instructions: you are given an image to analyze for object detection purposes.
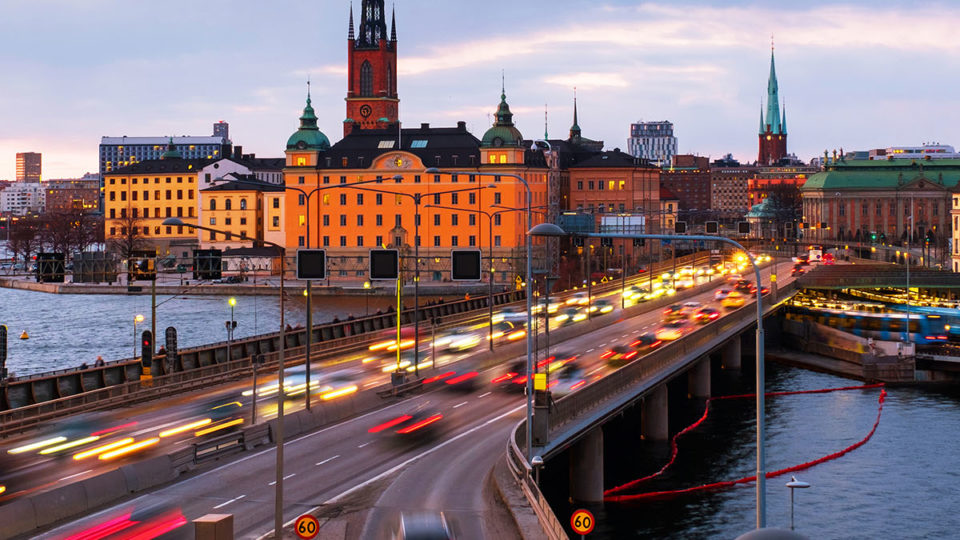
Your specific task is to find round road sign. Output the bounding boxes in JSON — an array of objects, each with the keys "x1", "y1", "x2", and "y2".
[
  {"x1": 294, "y1": 514, "x2": 320, "y2": 539},
  {"x1": 570, "y1": 508, "x2": 595, "y2": 535}
]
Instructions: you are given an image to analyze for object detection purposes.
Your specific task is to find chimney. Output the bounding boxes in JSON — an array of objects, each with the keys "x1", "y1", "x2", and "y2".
[
  {"x1": 457, "y1": 121, "x2": 466, "y2": 130},
  {"x1": 421, "y1": 123, "x2": 430, "y2": 130},
  {"x1": 233, "y1": 146, "x2": 242, "y2": 159}
]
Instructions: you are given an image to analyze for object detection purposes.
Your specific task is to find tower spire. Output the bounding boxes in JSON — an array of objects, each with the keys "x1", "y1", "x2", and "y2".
[
  {"x1": 759, "y1": 99, "x2": 765, "y2": 134},
  {"x1": 544, "y1": 103, "x2": 549, "y2": 140},
  {"x1": 765, "y1": 40, "x2": 781, "y2": 134},
  {"x1": 390, "y1": 3, "x2": 396, "y2": 41},
  {"x1": 781, "y1": 98, "x2": 787, "y2": 134},
  {"x1": 569, "y1": 87, "x2": 581, "y2": 141},
  {"x1": 348, "y1": 2, "x2": 355, "y2": 40}
]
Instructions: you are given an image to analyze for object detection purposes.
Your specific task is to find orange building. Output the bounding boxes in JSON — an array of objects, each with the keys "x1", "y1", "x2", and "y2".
[{"x1": 199, "y1": 177, "x2": 284, "y2": 250}]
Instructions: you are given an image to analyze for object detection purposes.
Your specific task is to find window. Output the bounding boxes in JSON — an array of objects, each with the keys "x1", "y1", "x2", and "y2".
[
  {"x1": 395, "y1": 214, "x2": 402, "y2": 227},
  {"x1": 339, "y1": 194, "x2": 346, "y2": 205},
  {"x1": 376, "y1": 194, "x2": 383, "y2": 205},
  {"x1": 210, "y1": 217, "x2": 216, "y2": 225},
  {"x1": 109, "y1": 208, "x2": 116, "y2": 218},
  {"x1": 839, "y1": 203, "x2": 845, "y2": 216},
  {"x1": 340, "y1": 236, "x2": 347, "y2": 247},
  {"x1": 469, "y1": 192, "x2": 476, "y2": 204},
  {"x1": 469, "y1": 235, "x2": 476, "y2": 246},
  {"x1": 298, "y1": 236, "x2": 305, "y2": 247},
  {"x1": 225, "y1": 218, "x2": 232, "y2": 225},
  {"x1": 494, "y1": 214, "x2": 501, "y2": 226},
  {"x1": 298, "y1": 194, "x2": 306, "y2": 206},
  {"x1": 120, "y1": 191, "x2": 126, "y2": 201},
  {"x1": 323, "y1": 236, "x2": 330, "y2": 246},
  {"x1": 299, "y1": 215, "x2": 306, "y2": 226},
  {"x1": 451, "y1": 236, "x2": 459, "y2": 246},
  {"x1": 876, "y1": 203, "x2": 882, "y2": 216},
  {"x1": 434, "y1": 175, "x2": 441, "y2": 183},
  {"x1": 599, "y1": 181, "x2": 606, "y2": 191},
  {"x1": 210, "y1": 231, "x2": 217, "y2": 241},
  {"x1": 433, "y1": 235, "x2": 441, "y2": 247},
  {"x1": 376, "y1": 214, "x2": 383, "y2": 226},
  {"x1": 395, "y1": 236, "x2": 402, "y2": 246},
  {"x1": 132, "y1": 191, "x2": 138, "y2": 201},
  {"x1": 166, "y1": 207, "x2": 172, "y2": 217},
  {"x1": 357, "y1": 215, "x2": 364, "y2": 226},
  {"x1": 452, "y1": 214, "x2": 459, "y2": 226},
  {"x1": 155, "y1": 190, "x2": 161, "y2": 200},
  {"x1": 323, "y1": 215, "x2": 330, "y2": 226},
  {"x1": 273, "y1": 216, "x2": 280, "y2": 227},
  {"x1": 577, "y1": 181, "x2": 583, "y2": 190},
  {"x1": 862, "y1": 203, "x2": 868, "y2": 216},
  {"x1": 451, "y1": 193, "x2": 459, "y2": 204},
  {"x1": 360, "y1": 60, "x2": 373, "y2": 96},
  {"x1": 298, "y1": 176, "x2": 305, "y2": 184},
  {"x1": 451, "y1": 174, "x2": 458, "y2": 183},
  {"x1": 469, "y1": 214, "x2": 476, "y2": 226},
  {"x1": 434, "y1": 215, "x2": 441, "y2": 226},
  {"x1": 323, "y1": 194, "x2": 330, "y2": 205},
  {"x1": 414, "y1": 175, "x2": 421, "y2": 183},
  {"x1": 494, "y1": 193, "x2": 501, "y2": 204},
  {"x1": 589, "y1": 181, "x2": 595, "y2": 190},
  {"x1": 240, "y1": 217, "x2": 247, "y2": 225},
  {"x1": 357, "y1": 236, "x2": 364, "y2": 246},
  {"x1": 356, "y1": 193, "x2": 364, "y2": 205},
  {"x1": 240, "y1": 199, "x2": 247, "y2": 210},
  {"x1": 376, "y1": 235, "x2": 383, "y2": 246},
  {"x1": 340, "y1": 214, "x2": 347, "y2": 226}
]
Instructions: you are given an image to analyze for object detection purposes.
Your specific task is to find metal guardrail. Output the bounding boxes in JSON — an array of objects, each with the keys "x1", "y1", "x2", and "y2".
[
  {"x1": 506, "y1": 421, "x2": 569, "y2": 540},
  {"x1": 194, "y1": 430, "x2": 245, "y2": 463}
]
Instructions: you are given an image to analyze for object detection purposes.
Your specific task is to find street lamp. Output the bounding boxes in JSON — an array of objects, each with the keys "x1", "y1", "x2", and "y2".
[
  {"x1": 785, "y1": 476, "x2": 811, "y2": 531},
  {"x1": 227, "y1": 297, "x2": 237, "y2": 361},
  {"x1": 427, "y1": 167, "x2": 537, "y2": 462},
  {"x1": 427, "y1": 203, "x2": 545, "y2": 351},
  {"x1": 163, "y1": 217, "x2": 288, "y2": 538},
  {"x1": 363, "y1": 280, "x2": 372, "y2": 316},
  {"x1": 529, "y1": 223, "x2": 771, "y2": 529},
  {"x1": 133, "y1": 314, "x2": 144, "y2": 359},
  {"x1": 340, "y1": 179, "x2": 495, "y2": 377}
]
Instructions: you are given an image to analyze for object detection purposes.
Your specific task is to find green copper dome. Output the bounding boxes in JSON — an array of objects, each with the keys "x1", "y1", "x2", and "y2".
[
  {"x1": 481, "y1": 90, "x2": 523, "y2": 148},
  {"x1": 160, "y1": 137, "x2": 182, "y2": 159},
  {"x1": 286, "y1": 90, "x2": 331, "y2": 151}
]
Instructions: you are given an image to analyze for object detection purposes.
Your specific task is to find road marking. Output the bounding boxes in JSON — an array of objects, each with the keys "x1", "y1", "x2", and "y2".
[
  {"x1": 588, "y1": 366, "x2": 605, "y2": 376},
  {"x1": 268, "y1": 473, "x2": 297, "y2": 486},
  {"x1": 316, "y1": 455, "x2": 340, "y2": 466},
  {"x1": 477, "y1": 391, "x2": 492, "y2": 399},
  {"x1": 357, "y1": 442, "x2": 370, "y2": 448},
  {"x1": 586, "y1": 348, "x2": 594, "y2": 353},
  {"x1": 59, "y1": 470, "x2": 91, "y2": 482},
  {"x1": 213, "y1": 494, "x2": 246, "y2": 509},
  {"x1": 621, "y1": 334, "x2": 629, "y2": 338},
  {"x1": 453, "y1": 401, "x2": 468, "y2": 409},
  {"x1": 599, "y1": 342, "x2": 606, "y2": 347}
]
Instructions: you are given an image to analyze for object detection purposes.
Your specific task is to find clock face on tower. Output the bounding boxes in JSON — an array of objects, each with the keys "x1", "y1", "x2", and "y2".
[{"x1": 360, "y1": 105, "x2": 372, "y2": 118}]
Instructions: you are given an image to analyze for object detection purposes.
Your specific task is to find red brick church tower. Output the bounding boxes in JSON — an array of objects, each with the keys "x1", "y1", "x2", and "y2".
[
  {"x1": 345, "y1": 0, "x2": 399, "y2": 135},
  {"x1": 758, "y1": 43, "x2": 787, "y2": 165}
]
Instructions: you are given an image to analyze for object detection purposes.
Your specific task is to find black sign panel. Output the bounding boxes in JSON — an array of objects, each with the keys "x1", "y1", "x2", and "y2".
[
  {"x1": 451, "y1": 250, "x2": 482, "y2": 281},
  {"x1": 296, "y1": 249, "x2": 327, "y2": 280},
  {"x1": 369, "y1": 249, "x2": 399, "y2": 280}
]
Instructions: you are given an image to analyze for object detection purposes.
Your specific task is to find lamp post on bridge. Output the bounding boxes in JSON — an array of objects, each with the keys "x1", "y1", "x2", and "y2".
[
  {"x1": 163, "y1": 217, "x2": 288, "y2": 538},
  {"x1": 340, "y1": 179, "x2": 495, "y2": 377},
  {"x1": 529, "y1": 223, "x2": 770, "y2": 529}
]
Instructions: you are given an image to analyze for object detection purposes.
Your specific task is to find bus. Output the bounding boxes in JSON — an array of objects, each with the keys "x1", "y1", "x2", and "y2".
[{"x1": 808, "y1": 245, "x2": 823, "y2": 263}]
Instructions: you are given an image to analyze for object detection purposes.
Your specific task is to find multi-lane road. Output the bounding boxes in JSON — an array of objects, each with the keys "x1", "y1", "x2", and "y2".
[{"x1": 6, "y1": 256, "x2": 794, "y2": 538}]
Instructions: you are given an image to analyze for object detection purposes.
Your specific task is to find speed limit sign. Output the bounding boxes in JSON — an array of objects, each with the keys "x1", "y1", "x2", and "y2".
[
  {"x1": 570, "y1": 508, "x2": 595, "y2": 535},
  {"x1": 294, "y1": 514, "x2": 320, "y2": 539}
]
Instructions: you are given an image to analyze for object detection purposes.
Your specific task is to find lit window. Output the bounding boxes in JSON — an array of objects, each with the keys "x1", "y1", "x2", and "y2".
[
  {"x1": 299, "y1": 215, "x2": 306, "y2": 226},
  {"x1": 297, "y1": 157, "x2": 306, "y2": 166}
]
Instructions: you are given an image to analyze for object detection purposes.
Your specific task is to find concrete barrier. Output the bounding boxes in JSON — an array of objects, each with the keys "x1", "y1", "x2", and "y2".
[
  {"x1": 0, "y1": 497, "x2": 38, "y2": 539},
  {"x1": 80, "y1": 468, "x2": 129, "y2": 509},
  {"x1": 31, "y1": 481, "x2": 89, "y2": 528},
  {"x1": 119, "y1": 454, "x2": 176, "y2": 493}
]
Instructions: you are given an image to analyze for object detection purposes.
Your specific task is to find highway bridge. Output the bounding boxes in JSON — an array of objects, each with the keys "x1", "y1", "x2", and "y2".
[{"x1": 0, "y1": 254, "x2": 821, "y2": 539}]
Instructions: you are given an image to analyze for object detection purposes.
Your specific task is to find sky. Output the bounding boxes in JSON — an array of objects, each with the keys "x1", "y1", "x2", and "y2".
[{"x1": 2, "y1": 0, "x2": 960, "y2": 180}]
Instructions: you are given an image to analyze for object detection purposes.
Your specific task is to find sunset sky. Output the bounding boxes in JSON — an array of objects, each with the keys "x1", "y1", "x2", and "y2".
[{"x1": 2, "y1": 0, "x2": 959, "y2": 179}]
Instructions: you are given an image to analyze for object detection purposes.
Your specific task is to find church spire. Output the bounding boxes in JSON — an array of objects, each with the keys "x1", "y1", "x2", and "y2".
[
  {"x1": 765, "y1": 36, "x2": 782, "y2": 134},
  {"x1": 390, "y1": 4, "x2": 396, "y2": 41},
  {"x1": 781, "y1": 99, "x2": 787, "y2": 134},
  {"x1": 348, "y1": 2, "x2": 355, "y2": 40},
  {"x1": 758, "y1": 100, "x2": 765, "y2": 135},
  {"x1": 356, "y1": 0, "x2": 388, "y2": 49},
  {"x1": 569, "y1": 88, "x2": 581, "y2": 141}
]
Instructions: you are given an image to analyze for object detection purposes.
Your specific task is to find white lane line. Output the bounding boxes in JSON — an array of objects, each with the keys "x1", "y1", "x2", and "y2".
[
  {"x1": 59, "y1": 470, "x2": 92, "y2": 482},
  {"x1": 586, "y1": 348, "x2": 595, "y2": 353},
  {"x1": 477, "y1": 391, "x2": 492, "y2": 399},
  {"x1": 598, "y1": 342, "x2": 606, "y2": 347},
  {"x1": 588, "y1": 366, "x2": 605, "y2": 376},
  {"x1": 316, "y1": 455, "x2": 340, "y2": 466},
  {"x1": 358, "y1": 442, "x2": 370, "y2": 448},
  {"x1": 621, "y1": 334, "x2": 629, "y2": 338},
  {"x1": 213, "y1": 494, "x2": 246, "y2": 509},
  {"x1": 268, "y1": 473, "x2": 297, "y2": 486},
  {"x1": 453, "y1": 401, "x2": 468, "y2": 409}
]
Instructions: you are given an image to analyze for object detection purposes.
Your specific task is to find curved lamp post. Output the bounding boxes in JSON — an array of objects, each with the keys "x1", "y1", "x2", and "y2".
[
  {"x1": 529, "y1": 222, "x2": 770, "y2": 529},
  {"x1": 163, "y1": 217, "x2": 288, "y2": 538}
]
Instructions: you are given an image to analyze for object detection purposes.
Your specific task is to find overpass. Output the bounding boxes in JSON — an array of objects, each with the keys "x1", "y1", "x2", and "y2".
[{"x1": 794, "y1": 264, "x2": 960, "y2": 290}]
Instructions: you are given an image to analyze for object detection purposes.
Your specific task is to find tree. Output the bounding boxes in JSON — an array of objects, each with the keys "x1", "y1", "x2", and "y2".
[
  {"x1": 765, "y1": 182, "x2": 802, "y2": 229},
  {"x1": 108, "y1": 208, "x2": 146, "y2": 264},
  {"x1": 6, "y1": 217, "x2": 42, "y2": 271}
]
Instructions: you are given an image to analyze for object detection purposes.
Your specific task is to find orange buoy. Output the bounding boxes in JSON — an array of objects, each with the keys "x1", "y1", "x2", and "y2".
[{"x1": 19, "y1": 330, "x2": 29, "y2": 340}]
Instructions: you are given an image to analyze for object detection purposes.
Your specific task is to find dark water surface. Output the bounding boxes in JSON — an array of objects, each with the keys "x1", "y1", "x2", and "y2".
[
  {"x1": 546, "y1": 362, "x2": 960, "y2": 539},
  {"x1": 0, "y1": 286, "x2": 409, "y2": 376}
]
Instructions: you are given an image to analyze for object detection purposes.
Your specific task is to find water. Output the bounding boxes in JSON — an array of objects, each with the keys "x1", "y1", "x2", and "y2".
[
  {"x1": 0, "y1": 286, "x2": 410, "y2": 377},
  {"x1": 546, "y1": 362, "x2": 960, "y2": 539}
]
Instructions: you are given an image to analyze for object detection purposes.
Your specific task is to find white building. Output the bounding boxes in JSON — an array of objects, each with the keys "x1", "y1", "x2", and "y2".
[
  {"x1": 627, "y1": 121, "x2": 677, "y2": 164},
  {"x1": 0, "y1": 182, "x2": 45, "y2": 215},
  {"x1": 867, "y1": 143, "x2": 960, "y2": 160},
  {"x1": 198, "y1": 154, "x2": 285, "y2": 188}
]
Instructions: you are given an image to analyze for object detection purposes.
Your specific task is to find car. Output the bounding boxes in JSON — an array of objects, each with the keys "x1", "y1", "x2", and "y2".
[
  {"x1": 655, "y1": 320, "x2": 687, "y2": 341},
  {"x1": 714, "y1": 288, "x2": 732, "y2": 301},
  {"x1": 721, "y1": 291, "x2": 746, "y2": 309},
  {"x1": 791, "y1": 264, "x2": 806, "y2": 277},
  {"x1": 370, "y1": 402, "x2": 444, "y2": 442},
  {"x1": 622, "y1": 285, "x2": 648, "y2": 301},
  {"x1": 734, "y1": 279, "x2": 754, "y2": 294},
  {"x1": 589, "y1": 299, "x2": 615, "y2": 315},
  {"x1": 490, "y1": 320, "x2": 525, "y2": 342},
  {"x1": 566, "y1": 292, "x2": 590, "y2": 306},
  {"x1": 395, "y1": 512, "x2": 454, "y2": 540},
  {"x1": 823, "y1": 253, "x2": 836, "y2": 265},
  {"x1": 550, "y1": 367, "x2": 588, "y2": 397},
  {"x1": 726, "y1": 273, "x2": 743, "y2": 282},
  {"x1": 693, "y1": 306, "x2": 721, "y2": 324},
  {"x1": 491, "y1": 359, "x2": 531, "y2": 391},
  {"x1": 662, "y1": 304, "x2": 687, "y2": 322},
  {"x1": 554, "y1": 307, "x2": 587, "y2": 325},
  {"x1": 630, "y1": 332, "x2": 662, "y2": 353},
  {"x1": 601, "y1": 344, "x2": 639, "y2": 367}
]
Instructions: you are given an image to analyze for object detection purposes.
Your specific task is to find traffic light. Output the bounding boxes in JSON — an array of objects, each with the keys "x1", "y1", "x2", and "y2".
[
  {"x1": 451, "y1": 249, "x2": 482, "y2": 281},
  {"x1": 296, "y1": 249, "x2": 326, "y2": 280},
  {"x1": 870, "y1": 232, "x2": 878, "y2": 243},
  {"x1": 880, "y1": 233, "x2": 887, "y2": 244},
  {"x1": 141, "y1": 330, "x2": 153, "y2": 369}
]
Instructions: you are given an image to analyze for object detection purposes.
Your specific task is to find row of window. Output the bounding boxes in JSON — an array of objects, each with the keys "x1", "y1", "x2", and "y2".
[
  {"x1": 297, "y1": 234, "x2": 498, "y2": 248},
  {"x1": 109, "y1": 225, "x2": 186, "y2": 236},
  {"x1": 301, "y1": 213, "x2": 492, "y2": 228},
  {"x1": 575, "y1": 180, "x2": 631, "y2": 191},
  {"x1": 298, "y1": 173, "x2": 495, "y2": 185},
  {"x1": 209, "y1": 217, "x2": 247, "y2": 226},
  {"x1": 109, "y1": 207, "x2": 195, "y2": 219},
  {"x1": 108, "y1": 177, "x2": 194, "y2": 185},
  {"x1": 209, "y1": 199, "x2": 249, "y2": 210},
  {"x1": 109, "y1": 189, "x2": 194, "y2": 202},
  {"x1": 296, "y1": 191, "x2": 500, "y2": 207},
  {"x1": 829, "y1": 201, "x2": 943, "y2": 217}
]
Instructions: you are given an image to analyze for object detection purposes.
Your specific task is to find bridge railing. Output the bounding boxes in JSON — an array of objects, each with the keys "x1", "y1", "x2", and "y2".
[{"x1": 506, "y1": 421, "x2": 569, "y2": 540}]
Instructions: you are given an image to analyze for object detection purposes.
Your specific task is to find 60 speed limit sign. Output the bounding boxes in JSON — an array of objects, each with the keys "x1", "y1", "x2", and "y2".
[
  {"x1": 570, "y1": 508, "x2": 595, "y2": 535},
  {"x1": 294, "y1": 514, "x2": 320, "y2": 539}
]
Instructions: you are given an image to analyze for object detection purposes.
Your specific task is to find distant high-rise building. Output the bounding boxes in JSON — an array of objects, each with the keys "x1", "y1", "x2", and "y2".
[
  {"x1": 213, "y1": 121, "x2": 229, "y2": 140},
  {"x1": 16, "y1": 152, "x2": 41, "y2": 183},
  {"x1": 627, "y1": 121, "x2": 676, "y2": 164}
]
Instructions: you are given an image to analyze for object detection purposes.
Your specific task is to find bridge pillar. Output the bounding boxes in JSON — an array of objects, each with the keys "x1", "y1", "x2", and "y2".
[
  {"x1": 722, "y1": 338, "x2": 741, "y2": 370},
  {"x1": 688, "y1": 357, "x2": 711, "y2": 398},
  {"x1": 570, "y1": 427, "x2": 604, "y2": 503},
  {"x1": 641, "y1": 385, "x2": 669, "y2": 441}
]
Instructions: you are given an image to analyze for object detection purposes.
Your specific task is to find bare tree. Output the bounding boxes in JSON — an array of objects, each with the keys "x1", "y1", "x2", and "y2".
[
  {"x1": 6, "y1": 217, "x2": 42, "y2": 271},
  {"x1": 108, "y1": 208, "x2": 146, "y2": 264}
]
